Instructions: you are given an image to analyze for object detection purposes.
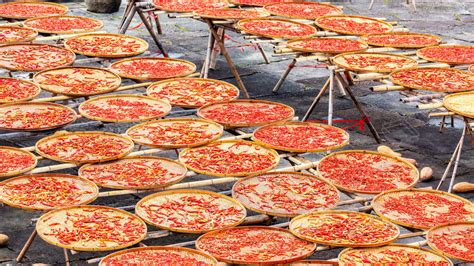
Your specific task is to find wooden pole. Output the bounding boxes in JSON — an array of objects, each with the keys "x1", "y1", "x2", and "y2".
[{"x1": 16, "y1": 230, "x2": 37, "y2": 262}]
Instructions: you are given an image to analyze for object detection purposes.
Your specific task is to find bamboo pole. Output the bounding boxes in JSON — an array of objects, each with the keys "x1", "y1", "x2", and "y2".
[
  {"x1": 417, "y1": 102, "x2": 444, "y2": 110},
  {"x1": 371, "y1": 85, "x2": 407, "y2": 92},
  {"x1": 353, "y1": 73, "x2": 387, "y2": 81},
  {"x1": 429, "y1": 112, "x2": 455, "y2": 118}
]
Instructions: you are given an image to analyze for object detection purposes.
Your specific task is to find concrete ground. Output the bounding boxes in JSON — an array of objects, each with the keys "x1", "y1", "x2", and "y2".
[{"x1": 0, "y1": 1, "x2": 473, "y2": 265}]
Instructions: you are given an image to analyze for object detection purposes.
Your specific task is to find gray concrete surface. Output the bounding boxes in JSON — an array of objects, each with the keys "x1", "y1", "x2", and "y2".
[{"x1": 0, "y1": 1, "x2": 473, "y2": 265}]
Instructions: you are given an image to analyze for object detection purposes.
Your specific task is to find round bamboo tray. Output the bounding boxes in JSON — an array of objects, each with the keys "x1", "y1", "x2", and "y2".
[
  {"x1": 0, "y1": 77, "x2": 41, "y2": 103},
  {"x1": 35, "y1": 131, "x2": 135, "y2": 164},
  {"x1": 197, "y1": 99, "x2": 295, "y2": 128},
  {"x1": 236, "y1": 18, "x2": 318, "y2": 40},
  {"x1": 33, "y1": 66, "x2": 121, "y2": 97},
  {"x1": 427, "y1": 221, "x2": 474, "y2": 262},
  {"x1": 372, "y1": 188, "x2": 474, "y2": 230},
  {"x1": 64, "y1": 33, "x2": 148, "y2": 58},
  {"x1": 232, "y1": 171, "x2": 340, "y2": 217},
  {"x1": 78, "y1": 156, "x2": 188, "y2": 190},
  {"x1": 443, "y1": 91, "x2": 474, "y2": 119},
  {"x1": 264, "y1": 2, "x2": 342, "y2": 20},
  {"x1": 135, "y1": 189, "x2": 247, "y2": 234},
  {"x1": 289, "y1": 210, "x2": 400, "y2": 247},
  {"x1": 126, "y1": 118, "x2": 224, "y2": 149},
  {"x1": 315, "y1": 15, "x2": 393, "y2": 36},
  {"x1": 0, "y1": 174, "x2": 98, "y2": 211},
  {"x1": 196, "y1": 8, "x2": 269, "y2": 20},
  {"x1": 79, "y1": 94, "x2": 171, "y2": 123},
  {"x1": 36, "y1": 205, "x2": 147, "y2": 252},
  {"x1": 0, "y1": 43, "x2": 75, "y2": 72},
  {"x1": 179, "y1": 140, "x2": 280, "y2": 177},
  {"x1": 109, "y1": 57, "x2": 197, "y2": 81},
  {"x1": 252, "y1": 121, "x2": 349, "y2": 153},
  {"x1": 229, "y1": 0, "x2": 295, "y2": 7},
  {"x1": 153, "y1": 1, "x2": 229, "y2": 13},
  {"x1": 147, "y1": 78, "x2": 240, "y2": 109},
  {"x1": 469, "y1": 64, "x2": 473, "y2": 74},
  {"x1": 0, "y1": 146, "x2": 37, "y2": 178},
  {"x1": 417, "y1": 45, "x2": 474, "y2": 65},
  {"x1": 317, "y1": 150, "x2": 419, "y2": 195},
  {"x1": 338, "y1": 244, "x2": 453, "y2": 265},
  {"x1": 99, "y1": 246, "x2": 218, "y2": 266},
  {"x1": 360, "y1": 32, "x2": 442, "y2": 48},
  {"x1": 0, "y1": 102, "x2": 77, "y2": 132},
  {"x1": 332, "y1": 52, "x2": 418, "y2": 73},
  {"x1": 196, "y1": 226, "x2": 316, "y2": 265},
  {"x1": 389, "y1": 67, "x2": 474, "y2": 93},
  {"x1": 0, "y1": 26, "x2": 37, "y2": 44},
  {"x1": 0, "y1": 2, "x2": 68, "y2": 20},
  {"x1": 23, "y1": 15, "x2": 103, "y2": 35},
  {"x1": 287, "y1": 37, "x2": 368, "y2": 54}
]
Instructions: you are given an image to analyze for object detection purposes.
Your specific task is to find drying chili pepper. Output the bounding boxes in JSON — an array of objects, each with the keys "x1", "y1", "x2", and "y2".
[
  {"x1": 0, "y1": 27, "x2": 36, "y2": 44},
  {"x1": 317, "y1": 16, "x2": 391, "y2": 35},
  {"x1": 101, "y1": 248, "x2": 214, "y2": 266},
  {"x1": 319, "y1": 152, "x2": 416, "y2": 194},
  {"x1": 0, "y1": 78, "x2": 39, "y2": 103},
  {"x1": 419, "y1": 46, "x2": 474, "y2": 65},
  {"x1": 289, "y1": 38, "x2": 366, "y2": 53},
  {"x1": 0, "y1": 148, "x2": 36, "y2": 175},
  {"x1": 239, "y1": 19, "x2": 317, "y2": 39},
  {"x1": 24, "y1": 16, "x2": 102, "y2": 33},
  {"x1": 230, "y1": 0, "x2": 293, "y2": 7},
  {"x1": 148, "y1": 78, "x2": 238, "y2": 108},
  {"x1": 66, "y1": 35, "x2": 146, "y2": 57},
  {"x1": 111, "y1": 58, "x2": 195, "y2": 80},
  {"x1": 429, "y1": 225, "x2": 474, "y2": 261},
  {"x1": 153, "y1": 0, "x2": 227, "y2": 12},
  {"x1": 341, "y1": 246, "x2": 451, "y2": 264},
  {"x1": 0, "y1": 3, "x2": 66, "y2": 19},
  {"x1": 363, "y1": 33, "x2": 440, "y2": 48},
  {"x1": 0, "y1": 104, "x2": 75, "y2": 130},
  {"x1": 391, "y1": 68, "x2": 474, "y2": 92},
  {"x1": 265, "y1": 2, "x2": 340, "y2": 19}
]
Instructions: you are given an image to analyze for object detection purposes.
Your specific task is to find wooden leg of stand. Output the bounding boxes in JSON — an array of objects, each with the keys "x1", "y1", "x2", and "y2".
[
  {"x1": 200, "y1": 30, "x2": 215, "y2": 78},
  {"x1": 205, "y1": 19, "x2": 249, "y2": 98},
  {"x1": 119, "y1": 5, "x2": 136, "y2": 34},
  {"x1": 137, "y1": 8, "x2": 167, "y2": 57},
  {"x1": 328, "y1": 69, "x2": 334, "y2": 125},
  {"x1": 448, "y1": 121, "x2": 467, "y2": 192},
  {"x1": 119, "y1": 0, "x2": 134, "y2": 30},
  {"x1": 437, "y1": 135, "x2": 463, "y2": 190},
  {"x1": 209, "y1": 28, "x2": 223, "y2": 70},
  {"x1": 16, "y1": 229, "x2": 37, "y2": 262},
  {"x1": 344, "y1": 86, "x2": 382, "y2": 143},
  {"x1": 302, "y1": 78, "x2": 330, "y2": 121},
  {"x1": 334, "y1": 72, "x2": 347, "y2": 97},
  {"x1": 64, "y1": 249, "x2": 71, "y2": 266},
  {"x1": 272, "y1": 59, "x2": 296, "y2": 93},
  {"x1": 256, "y1": 43, "x2": 270, "y2": 64},
  {"x1": 344, "y1": 70, "x2": 354, "y2": 86}
]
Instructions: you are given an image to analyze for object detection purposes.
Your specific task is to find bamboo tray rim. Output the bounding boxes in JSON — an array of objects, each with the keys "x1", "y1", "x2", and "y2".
[
  {"x1": 443, "y1": 91, "x2": 474, "y2": 119},
  {"x1": 64, "y1": 33, "x2": 149, "y2": 58},
  {"x1": 427, "y1": 221, "x2": 474, "y2": 262},
  {"x1": 0, "y1": 173, "x2": 99, "y2": 211},
  {"x1": 236, "y1": 18, "x2": 318, "y2": 40},
  {"x1": 0, "y1": 2, "x2": 68, "y2": 20},
  {"x1": 196, "y1": 225, "x2": 317, "y2": 265},
  {"x1": 78, "y1": 156, "x2": 188, "y2": 190},
  {"x1": 417, "y1": 45, "x2": 474, "y2": 65},
  {"x1": 197, "y1": 99, "x2": 295, "y2": 128},
  {"x1": 360, "y1": 32, "x2": 442, "y2": 48},
  {"x1": 125, "y1": 117, "x2": 224, "y2": 149},
  {"x1": 317, "y1": 149, "x2": 419, "y2": 195},
  {"x1": 252, "y1": 121, "x2": 350, "y2": 153},
  {"x1": 315, "y1": 14, "x2": 393, "y2": 36},
  {"x1": 23, "y1": 15, "x2": 103, "y2": 35},
  {"x1": 36, "y1": 205, "x2": 147, "y2": 252},
  {"x1": 153, "y1": 0, "x2": 230, "y2": 13},
  {"x1": 33, "y1": 66, "x2": 121, "y2": 97},
  {"x1": 338, "y1": 244, "x2": 454, "y2": 265},
  {"x1": 264, "y1": 2, "x2": 342, "y2": 20},
  {"x1": 0, "y1": 101, "x2": 77, "y2": 132},
  {"x1": 389, "y1": 67, "x2": 474, "y2": 93},
  {"x1": 332, "y1": 51, "x2": 418, "y2": 73},
  {"x1": 78, "y1": 94, "x2": 172, "y2": 123},
  {"x1": 371, "y1": 188, "x2": 474, "y2": 230},
  {"x1": 195, "y1": 8, "x2": 270, "y2": 20},
  {"x1": 0, "y1": 146, "x2": 37, "y2": 178},
  {"x1": 135, "y1": 188, "x2": 247, "y2": 234},
  {"x1": 109, "y1": 57, "x2": 197, "y2": 81},
  {"x1": 232, "y1": 171, "x2": 340, "y2": 218},
  {"x1": 0, "y1": 77, "x2": 41, "y2": 103},
  {"x1": 179, "y1": 139, "x2": 280, "y2": 177},
  {"x1": 146, "y1": 77, "x2": 240, "y2": 109},
  {"x1": 0, "y1": 43, "x2": 76, "y2": 72},
  {"x1": 286, "y1": 37, "x2": 368, "y2": 54},
  {"x1": 99, "y1": 246, "x2": 218, "y2": 266},
  {"x1": 35, "y1": 131, "x2": 135, "y2": 164},
  {"x1": 289, "y1": 210, "x2": 400, "y2": 247}
]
